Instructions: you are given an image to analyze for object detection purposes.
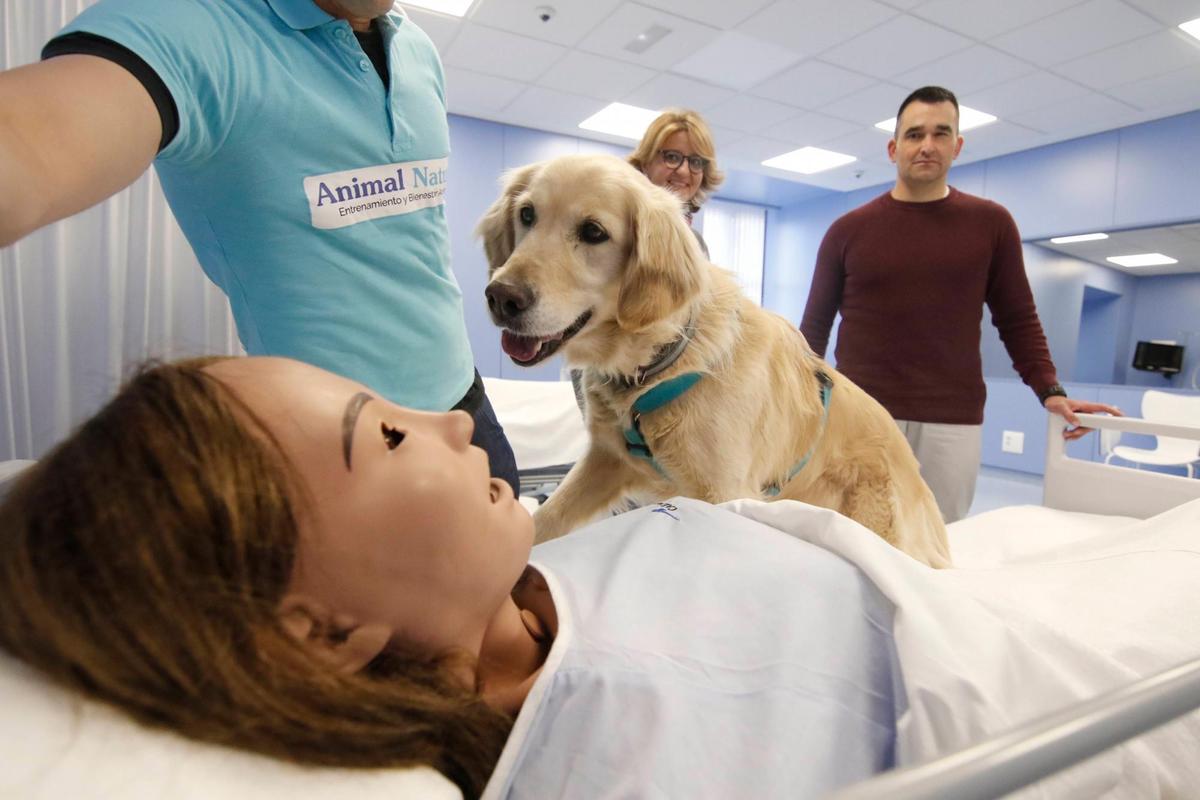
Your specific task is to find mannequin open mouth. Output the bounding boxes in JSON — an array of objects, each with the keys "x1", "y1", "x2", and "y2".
[{"x1": 500, "y1": 309, "x2": 593, "y2": 366}]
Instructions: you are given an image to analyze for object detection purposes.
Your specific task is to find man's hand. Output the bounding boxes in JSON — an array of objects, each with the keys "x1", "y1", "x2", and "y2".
[{"x1": 1044, "y1": 395, "x2": 1123, "y2": 441}]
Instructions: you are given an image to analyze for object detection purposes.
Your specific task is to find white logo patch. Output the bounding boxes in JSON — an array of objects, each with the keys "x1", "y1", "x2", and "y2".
[{"x1": 303, "y1": 158, "x2": 448, "y2": 230}]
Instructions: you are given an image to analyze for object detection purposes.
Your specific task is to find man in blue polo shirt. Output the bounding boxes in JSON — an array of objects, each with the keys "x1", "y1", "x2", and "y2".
[{"x1": 0, "y1": 0, "x2": 519, "y2": 492}]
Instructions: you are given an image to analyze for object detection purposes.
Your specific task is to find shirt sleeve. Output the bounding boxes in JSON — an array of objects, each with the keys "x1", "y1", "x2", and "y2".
[
  {"x1": 799, "y1": 220, "x2": 846, "y2": 358},
  {"x1": 984, "y1": 207, "x2": 1059, "y2": 397},
  {"x1": 48, "y1": 0, "x2": 241, "y2": 165},
  {"x1": 42, "y1": 32, "x2": 179, "y2": 153}
]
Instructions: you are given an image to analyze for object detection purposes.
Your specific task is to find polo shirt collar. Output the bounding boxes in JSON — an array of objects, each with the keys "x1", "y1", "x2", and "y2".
[{"x1": 265, "y1": 0, "x2": 406, "y2": 30}]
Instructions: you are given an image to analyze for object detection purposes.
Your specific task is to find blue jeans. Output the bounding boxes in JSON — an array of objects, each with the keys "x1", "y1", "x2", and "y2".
[{"x1": 471, "y1": 391, "x2": 520, "y2": 496}]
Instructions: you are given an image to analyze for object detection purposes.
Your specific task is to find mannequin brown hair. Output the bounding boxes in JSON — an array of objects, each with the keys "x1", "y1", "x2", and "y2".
[{"x1": 0, "y1": 358, "x2": 510, "y2": 798}]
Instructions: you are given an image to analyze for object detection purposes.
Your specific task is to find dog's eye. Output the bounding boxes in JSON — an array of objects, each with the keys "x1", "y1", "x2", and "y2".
[
  {"x1": 578, "y1": 220, "x2": 609, "y2": 244},
  {"x1": 381, "y1": 421, "x2": 406, "y2": 450},
  {"x1": 519, "y1": 205, "x2": 535, "y2": 227}
]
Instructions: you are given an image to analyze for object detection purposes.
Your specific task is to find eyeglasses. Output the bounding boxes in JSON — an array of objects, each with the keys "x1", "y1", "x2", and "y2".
[{"x1": 658, "y1": 149, "x2": 709, "y2": 174}]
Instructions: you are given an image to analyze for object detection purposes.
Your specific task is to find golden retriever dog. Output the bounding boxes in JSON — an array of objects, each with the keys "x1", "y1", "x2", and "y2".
[{"x1": 478, "y1": 154, "x2": 950, "y2": 568}]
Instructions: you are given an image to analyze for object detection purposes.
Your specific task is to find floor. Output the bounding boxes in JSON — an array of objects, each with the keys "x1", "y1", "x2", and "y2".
[{"x1": 966, "y1": 465, "x2": 1044, "y2": 517}]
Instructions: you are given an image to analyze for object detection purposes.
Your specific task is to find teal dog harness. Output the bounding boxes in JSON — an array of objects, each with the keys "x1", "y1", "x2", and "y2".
[{"x1": 624, "y1": 368, "x2": 834, "y2": 494}]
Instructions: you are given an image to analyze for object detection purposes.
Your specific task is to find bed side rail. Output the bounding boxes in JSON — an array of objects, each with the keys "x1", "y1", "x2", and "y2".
[
  {"x1": 829, "y1": 655, "x2": 1200, "y2": 800},
  {"x1": 1042, "y1": 412, "x2": 1200, "y2": 518}
]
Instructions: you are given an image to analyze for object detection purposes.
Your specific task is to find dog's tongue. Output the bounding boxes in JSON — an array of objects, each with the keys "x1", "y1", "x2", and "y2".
[{"x1": 501, "y1": 330, "x2": 543, "y2": 363}]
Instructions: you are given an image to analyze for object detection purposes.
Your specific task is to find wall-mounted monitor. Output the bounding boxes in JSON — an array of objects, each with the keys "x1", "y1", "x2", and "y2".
[{"x1": 1131, "y1": 340, "x2": 1184, "y2": 375}]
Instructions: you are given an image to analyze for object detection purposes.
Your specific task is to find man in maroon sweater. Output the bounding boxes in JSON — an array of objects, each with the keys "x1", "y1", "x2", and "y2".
[{"x1": 799, "y1": 86, "x2": 1118, "y2": 523}]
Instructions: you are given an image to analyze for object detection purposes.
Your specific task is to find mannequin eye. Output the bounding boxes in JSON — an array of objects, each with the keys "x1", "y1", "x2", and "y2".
[
  {"x1": 380, "y1": 421, "x2": 406, "y2": 450},
  {"x1": 519, "y1": 205, "x2": 535, "y2": 227}
]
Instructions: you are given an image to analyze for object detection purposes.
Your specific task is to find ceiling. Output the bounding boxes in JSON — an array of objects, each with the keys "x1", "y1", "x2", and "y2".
[
  {"x1": 402, "y1": 0, "x2": 1200, "y2": 193},
  {"x1": 1034, "y1": 221, "x2": 1200, "y2": 276}
]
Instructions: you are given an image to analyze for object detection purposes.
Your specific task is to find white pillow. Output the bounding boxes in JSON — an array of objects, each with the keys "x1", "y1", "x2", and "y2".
[{"x1": 0, "y1": 636, "x2": 462, "y2": 799}]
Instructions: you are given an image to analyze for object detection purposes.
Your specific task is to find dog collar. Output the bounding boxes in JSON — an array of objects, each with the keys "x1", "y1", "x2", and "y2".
[{"x1": 617, "y1": 317, "x2": 697, "y2": 389}]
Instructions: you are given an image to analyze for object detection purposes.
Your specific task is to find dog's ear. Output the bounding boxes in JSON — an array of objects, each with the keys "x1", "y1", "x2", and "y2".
[
  {"x1": 618, "y1": 186, "x2": 706, "y2": 331},
  {"x1": 476, "y1": 162, "x2": 541, "y2": 271}
]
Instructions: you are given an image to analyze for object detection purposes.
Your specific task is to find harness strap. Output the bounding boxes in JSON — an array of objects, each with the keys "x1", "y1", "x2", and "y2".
[
  {"x1": 764, "y1": 370, "x2": 834, "y2": 497},
  {"x1": 623, "y1": 372, "x2": 704, "y2": 472}
]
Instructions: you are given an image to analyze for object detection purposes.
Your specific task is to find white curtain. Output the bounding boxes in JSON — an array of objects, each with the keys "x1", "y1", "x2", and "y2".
[
  {"x1": 700, "y1": 198, "x2": 766, "y2": 306},
  {"x1": 0, "y1": 0, "x2": 240, "y2": 461}
]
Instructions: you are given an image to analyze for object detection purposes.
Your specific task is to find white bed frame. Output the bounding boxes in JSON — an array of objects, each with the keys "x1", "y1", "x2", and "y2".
[
  {"x1": 835, "y1": 412, "x2": 1200, "y2": 799},
  {"x1": 1043, "y1": 412, "x2": 1200, "y2": 518}
]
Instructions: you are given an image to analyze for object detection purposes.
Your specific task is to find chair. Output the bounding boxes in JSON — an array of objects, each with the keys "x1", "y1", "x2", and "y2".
[{"x1": 1104, "y1": 390, "x2": 1200, "y2": 478}]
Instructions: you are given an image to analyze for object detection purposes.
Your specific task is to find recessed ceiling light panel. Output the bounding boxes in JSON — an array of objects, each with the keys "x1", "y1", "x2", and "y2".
[
  {"x1": 1180, "y1": 17, "x2": 1200, "y2": 41},
  {"x1": 1050, "y1": 233, "x2": 1110, "y2": 244},
  {"x1": 1106, "y1": 253, "x2": 1179, "y2": 268},
  {"x1": 578, "y1": 102, "x2": 661, "y2": 140},
  {"x1": 762, "y1": 147, "x2": 856, "y2": 175}
]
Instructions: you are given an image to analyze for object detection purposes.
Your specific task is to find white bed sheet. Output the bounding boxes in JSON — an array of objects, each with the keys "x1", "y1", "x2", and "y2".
[
  {"x1": 482, "y1": 377, "x2": 587, "y2": 471},
  {"x1": 727, "y1": 496, "x2": 1200, "y2": 798}
]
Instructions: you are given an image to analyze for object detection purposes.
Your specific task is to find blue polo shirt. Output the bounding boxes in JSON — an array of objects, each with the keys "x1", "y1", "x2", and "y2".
[{"x1": 56, "y1": 0, "x2": 473, "y2": 411}]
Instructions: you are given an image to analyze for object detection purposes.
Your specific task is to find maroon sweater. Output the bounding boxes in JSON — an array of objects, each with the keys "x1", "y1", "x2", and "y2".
[{"x1": 799, "y1": 188, "x2": 1058, "y2": 425}]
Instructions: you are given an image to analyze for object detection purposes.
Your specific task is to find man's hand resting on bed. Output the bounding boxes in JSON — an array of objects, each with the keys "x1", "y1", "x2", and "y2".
[{"x1": 1044, "y1": 396, "x2": 1123, "y2": 440}]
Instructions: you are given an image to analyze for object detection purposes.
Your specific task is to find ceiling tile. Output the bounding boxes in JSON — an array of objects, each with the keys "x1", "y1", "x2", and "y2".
[
  {"x1": 443, "y1": 67, "x2": 529, "y2": 114},
  {"x1": 622, "y1": 72, "x2": 736, "y2": 111},
  {"x1": 820, "y1": 81, "x2": 915, "y2": 125},
  {"x1": 762, "y1": 112, "x2": 862, "y2": 145},
  {"x1": 704, "y1": 94, "x2": 802, "y2": 134},
  {"x1": 719, "y1": 134, "x2": 805, "y2": 165},
  {"x1": 819, "y1": 126, "x2": 894, "y2": 160},
  {"x1": 466, "y1": 0, "x2": 624, "y2": 46},
  {"x1": 1053, "y1": 30, "x2": 1200, "y2": 90},
  {"x1": 1107, "y1": 64, "x2": 1200, "y2": 112},
  {"x1": 962, "y1": 72, "x2": 1092, "y2": 118},
  {"x1": 1120, "y1": 0, "x2": 1200, "y2": 25},
  {"x1": 780, "y1": 158, "x2": 894, "y2": 192},
  {"x1": 633, "y1": 0, "x2": 774, "y2": 28},
  {"x1": 750, "y1": 59, "x2": 876, "y2": 109},
  {"x1": 706, "y1": 124, "x2": 748, "y2": 153},
  {"x1": 671, "y1": 31, "x2": 802, "y2": 90},
  {"x1": 401, "y1": 7, "x2": 465, "y2": 53},
  {"x1": 576, "y1": 2, "x2": 721, "y2": 70},
  {"x1": 954, "y1": 120, "x2": 1048, "y2": 163},
  {"x1": 909, "y1": 0, "x2": 1084, "y2": 39},
  {"x1": 820, "y1": 14, "x2": 973, "y2": 78},
  {"x1": 535, "y1": 51, "x2": 657, "y2": 100},
  {"x1": 990, "y1": 0, "x2": 1162, "y2": 67},
  {"x1": 496, "y1": 86, "x2": 611, "y2": 135},
  {"x1": 1008, "y1": 91, "x2": 1141, "y2": 138},
  {"x1": 736, "y1": 0, "x2": 898, "y2": 58},
  {"x1": 443, "y1": 23, "x2": 568, "y2": 82},
  {"x1": 897, "y1": 45, "x2": 1037, "y2": 95}
]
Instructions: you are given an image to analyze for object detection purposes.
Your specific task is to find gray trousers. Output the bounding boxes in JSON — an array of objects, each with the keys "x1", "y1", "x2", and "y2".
[{"x1": 895, "y1": 420, "x2": 982, "y2": 524}]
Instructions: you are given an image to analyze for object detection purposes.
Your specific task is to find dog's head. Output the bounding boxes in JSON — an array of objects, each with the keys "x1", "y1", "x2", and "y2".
[{"x1": 476, "y1": 154, "x2": 706, "y2": 366}]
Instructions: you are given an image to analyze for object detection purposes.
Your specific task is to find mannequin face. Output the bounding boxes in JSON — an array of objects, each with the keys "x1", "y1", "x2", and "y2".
[{"x1": 206, "y1": 357, "x2": 534, "y2": 658}]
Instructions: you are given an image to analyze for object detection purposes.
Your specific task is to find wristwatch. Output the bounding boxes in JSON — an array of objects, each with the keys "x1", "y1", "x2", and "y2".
[{"x1": 1038, "y1": 384, "x2": 1068, "y2": 405}]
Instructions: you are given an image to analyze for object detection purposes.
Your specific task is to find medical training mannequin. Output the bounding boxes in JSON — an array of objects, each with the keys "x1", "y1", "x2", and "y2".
[{"x1": 0, "y1": 356, "x2": 899, "y2": 799}]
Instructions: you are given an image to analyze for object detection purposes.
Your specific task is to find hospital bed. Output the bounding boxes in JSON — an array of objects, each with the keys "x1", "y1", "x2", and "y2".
[{"x1": 2, "y1": 407, "x2": 1200, "y2": 799}]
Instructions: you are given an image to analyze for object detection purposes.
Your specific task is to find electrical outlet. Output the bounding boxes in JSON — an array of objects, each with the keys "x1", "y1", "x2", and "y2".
[{"x1": 1001, "y1": 430, "x2": 1025, "y2": 454}]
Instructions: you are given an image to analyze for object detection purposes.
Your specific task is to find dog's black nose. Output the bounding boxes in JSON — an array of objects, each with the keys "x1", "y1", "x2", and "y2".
[{"x1": 485, "y1": 281, "x2": 534, "y2": 322}]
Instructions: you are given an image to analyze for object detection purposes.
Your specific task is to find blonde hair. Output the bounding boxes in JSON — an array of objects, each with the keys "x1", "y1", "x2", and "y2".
[
  {"x1": 0, "y1": 359, "x2": 510, "y2": 799},
  {"x1": 628, "y1": 108, "x2": 724, "y2": 212}
]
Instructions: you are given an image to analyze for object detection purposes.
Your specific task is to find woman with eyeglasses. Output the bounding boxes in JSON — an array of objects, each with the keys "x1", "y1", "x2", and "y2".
[{"x1": 627, "y1": 108, "x2": 724, "y2": 257}]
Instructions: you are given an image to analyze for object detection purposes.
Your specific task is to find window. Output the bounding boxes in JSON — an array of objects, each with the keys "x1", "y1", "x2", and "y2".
[{"x1": 698, "y1": 199, "x2": 766, "y2": 305}]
